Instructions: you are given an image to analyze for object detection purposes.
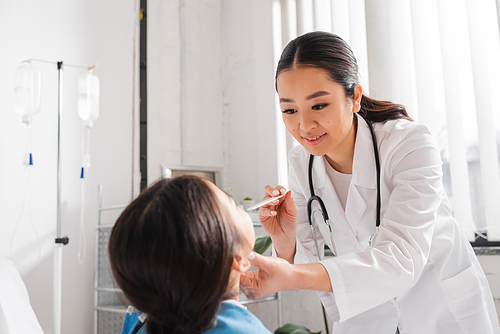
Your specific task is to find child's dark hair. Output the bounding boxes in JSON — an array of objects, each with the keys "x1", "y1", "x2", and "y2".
[{"x1": 108, "y1": 175, "x2": 243, "y2": 334}]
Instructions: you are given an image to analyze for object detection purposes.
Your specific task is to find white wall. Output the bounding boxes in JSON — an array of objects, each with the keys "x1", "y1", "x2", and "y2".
[
  {"x1": 221, "y1": 0, "x2": 279, "y2": 203},
  {"x1": 147, "y1": 0, "x2": 278, "y2": 204},
  {"x1": 0, "y1": 1, "x2": 138, "y2": 333},
  {"x1": 147, "y1": 0, "x2": 224, "y2": 179}
]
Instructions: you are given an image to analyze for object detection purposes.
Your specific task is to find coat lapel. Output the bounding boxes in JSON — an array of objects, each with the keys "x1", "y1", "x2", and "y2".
[
  {"x1": 345, "y1": 114, "x2": 378, "y2": 233},
  {"x1": 311, "y1": 156, "x2": 361, "y2": 255}
]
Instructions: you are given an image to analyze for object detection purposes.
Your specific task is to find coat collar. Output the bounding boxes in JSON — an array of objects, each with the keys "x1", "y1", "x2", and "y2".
[{"x1": 352, "y1": 113, "x2": 378, "y2": 190}]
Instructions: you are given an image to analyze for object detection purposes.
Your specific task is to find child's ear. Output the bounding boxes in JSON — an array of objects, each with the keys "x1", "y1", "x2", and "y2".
[{"x1": 232, "y1": 252, "x2": 251, "y2": 273}]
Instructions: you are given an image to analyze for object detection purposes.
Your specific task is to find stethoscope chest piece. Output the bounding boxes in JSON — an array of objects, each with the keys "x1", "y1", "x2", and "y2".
[{"x1": 368, "y1": 227, "x2": 379, "y2": 248}]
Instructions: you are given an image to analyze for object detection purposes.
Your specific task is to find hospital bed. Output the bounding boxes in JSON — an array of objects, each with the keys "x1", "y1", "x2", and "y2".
[{"x1": 0, "y1": 259, "x2": 44, "y2": 334}]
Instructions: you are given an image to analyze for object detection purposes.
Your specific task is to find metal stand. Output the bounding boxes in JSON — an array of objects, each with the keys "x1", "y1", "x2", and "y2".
[
  {"x1": 53, "y1": 60, "x2": 70, "y2": 334},
  {"x1": 22, "y1": 58, "x2": 95, "y2": 334},
  {"x1": 94, "y1": 185, "x2": 129, "y2": 334}
]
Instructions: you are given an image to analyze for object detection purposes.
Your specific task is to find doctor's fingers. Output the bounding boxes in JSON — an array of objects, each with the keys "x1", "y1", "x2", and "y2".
[
  {"x1": 282, "y1": 191, "x2": 297, "y2": 216},
  {"x1": 261, "y1": 191, "x2": 295, "y2": 214},
  {"x1": 243, "y1": 253, "x2": 294, "y2": 296},
  {"x1": 239, "y1": 272, "x2": 262, "y2": 300},
  {"x1": 258, "y1": 207, "x2": 278, "y2": 219},
  {"x1": 264, "y1": 185, "x2": 288, "y2": 198}
]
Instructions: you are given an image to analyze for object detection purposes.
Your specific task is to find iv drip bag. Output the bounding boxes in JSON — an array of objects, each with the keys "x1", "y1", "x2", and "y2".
[
  {"x1": 15, "y1": 62, "x2": 42, "y2": 124},
  {"x1": 77, "y1": 72, "x2": 100, "y2": 128}
]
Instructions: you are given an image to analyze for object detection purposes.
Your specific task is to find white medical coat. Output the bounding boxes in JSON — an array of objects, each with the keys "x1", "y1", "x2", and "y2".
[{"x1": 289, "y1": 115, "x2": 499, "y2": 333}]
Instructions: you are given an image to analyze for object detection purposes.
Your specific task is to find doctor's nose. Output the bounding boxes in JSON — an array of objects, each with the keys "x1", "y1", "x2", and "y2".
[{"x1": 299, "y1": 112, "x2": 318, "y2": 132}]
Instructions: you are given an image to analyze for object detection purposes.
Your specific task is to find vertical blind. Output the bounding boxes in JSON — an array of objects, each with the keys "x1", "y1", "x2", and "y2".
[{"x1": 272, "y1": 0, "x2": 500, "y2": 241}]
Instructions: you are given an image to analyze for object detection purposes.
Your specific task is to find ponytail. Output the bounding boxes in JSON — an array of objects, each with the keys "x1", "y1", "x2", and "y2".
[{"x1": 359, "y1": 94, "x2": 412, "y2": 123}]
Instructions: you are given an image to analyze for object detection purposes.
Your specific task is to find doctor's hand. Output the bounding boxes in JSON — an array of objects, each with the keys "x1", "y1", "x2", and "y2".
[
  {"x1": 258, "y1": 185, "x2": 297, "y2": 263},
  {"x1": 240, "y1": 252, "x2": 294, "y2": 300},
  {"x1": 240, "y1": 252, "x2": 333, "y2": 300}
]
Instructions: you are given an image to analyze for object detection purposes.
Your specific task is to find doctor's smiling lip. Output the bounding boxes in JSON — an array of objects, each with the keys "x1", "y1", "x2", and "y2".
[{"x1": 302, "y1": 133, "x2": 326, "y2": 146}]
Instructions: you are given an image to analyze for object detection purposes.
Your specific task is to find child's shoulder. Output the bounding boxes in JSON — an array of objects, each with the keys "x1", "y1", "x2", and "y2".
[
  {"x1": 121, "y1": 306, "x2": 147, "y2": 334},
  {"x1": 203, "y1": 301, "x2": 272, "y2": 334},
  {"x1": 120, "y1": 302, "x2": 272, "y2": 334}
]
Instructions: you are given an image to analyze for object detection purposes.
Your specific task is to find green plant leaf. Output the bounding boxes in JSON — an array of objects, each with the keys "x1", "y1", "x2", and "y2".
[
  {"x1": 243, "y1": 197, "x2": 252, "y2": 201},
  {"x1": 253, "y1": 236, "x2": 272, "y2": 255},
  {"x1": 274, "y1": 323, "x2": 320, "y2": 334},
  {"x1": 321, "y1": 304, "x2": 329, "y2": 334}
]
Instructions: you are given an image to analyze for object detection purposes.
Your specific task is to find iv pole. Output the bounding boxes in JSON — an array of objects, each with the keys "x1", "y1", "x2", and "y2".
[
  {"x1": 54, "y1": 60, "x2": 69, "y2": 334},
  {"x1": 21, "y1": 58, "x2": 95, "y2": 334}
]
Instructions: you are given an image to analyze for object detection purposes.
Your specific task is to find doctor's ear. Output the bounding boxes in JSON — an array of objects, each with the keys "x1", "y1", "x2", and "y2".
[
  {"x1": 232, "y1": 252, "x2": 251, "y2": 273},
  {"x1": 352, "y1": 83, "x2": 363, "y2": 113}
]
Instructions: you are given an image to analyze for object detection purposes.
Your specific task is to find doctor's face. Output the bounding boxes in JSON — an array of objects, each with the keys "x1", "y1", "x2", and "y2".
[{"x1": 277, "y1": 67, "x2": 359, "y2": 164}]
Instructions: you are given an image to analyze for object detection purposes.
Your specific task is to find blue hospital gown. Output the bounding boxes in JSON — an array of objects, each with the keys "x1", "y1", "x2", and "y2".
[{"x1": 121, "y1": 300, "x2": 272, "y2": 334}]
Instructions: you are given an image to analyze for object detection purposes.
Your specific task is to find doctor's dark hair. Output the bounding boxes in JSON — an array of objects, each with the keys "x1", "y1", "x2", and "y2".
[
  {"x1": 108, "y1": 175, "x2": 243, "y2": 334},
  {"x1": 276, "y1": 31, "x2": 412, "y2": 123}
]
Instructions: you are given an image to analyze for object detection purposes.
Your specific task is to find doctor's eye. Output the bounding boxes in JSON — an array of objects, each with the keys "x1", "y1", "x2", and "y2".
[
  {"x1": 312, "y1": 103, "x2": 328, "y2": 110},
  {"x1": 282, "y1": 109, "x2": 297, "y2": 115}
]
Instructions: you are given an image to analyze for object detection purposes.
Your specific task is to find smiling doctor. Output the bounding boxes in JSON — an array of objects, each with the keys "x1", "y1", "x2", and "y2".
[{"x1": 240, "y1": 31, "x2": 500, "y2": 334}]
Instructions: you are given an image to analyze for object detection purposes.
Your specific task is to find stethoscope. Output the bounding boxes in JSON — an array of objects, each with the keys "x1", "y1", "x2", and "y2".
[{"x1": 307, "y1": 113, "x2": 381, "y2": 260}]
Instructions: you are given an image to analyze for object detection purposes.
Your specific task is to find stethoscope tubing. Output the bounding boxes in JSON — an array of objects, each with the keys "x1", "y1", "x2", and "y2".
[{"x1": 363, "y1": 114, "x2": 382, "y2": 227}]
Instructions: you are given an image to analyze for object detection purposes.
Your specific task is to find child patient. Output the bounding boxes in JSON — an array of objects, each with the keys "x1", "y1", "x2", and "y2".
[{"x1": 108, "y1": 175, "x2": 272, "y2": 334}]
